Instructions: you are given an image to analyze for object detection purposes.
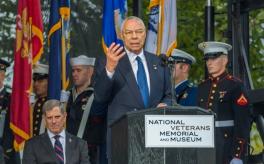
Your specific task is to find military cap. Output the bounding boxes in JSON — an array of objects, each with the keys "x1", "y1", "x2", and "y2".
[
  {"x1": 33, "y1": 63, "x2": 49, "y2": 81},
  {"x1": 70, "y1": 55, "x2": 96, "y2": 66},
  {"x1": 0, "y1": 59, "x2": 10, "y2": 71},
  {"x1": 198, "y1": 41, "x2": 232, "y2": 60},
  {"x1": 170, "y1": 49, "x2": 196, "y2": 65}
]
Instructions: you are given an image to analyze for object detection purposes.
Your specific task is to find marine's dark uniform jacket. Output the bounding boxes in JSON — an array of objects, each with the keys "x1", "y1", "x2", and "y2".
[
  {"x1": 32, "y1": 96, "x2": 47, "y2": 136},
  {"x1": 0, "y1": 88, "x2": 16, "y2": 164},
  {"x1": 197, "y1": 72, "x2": 250, "y2": 163}
]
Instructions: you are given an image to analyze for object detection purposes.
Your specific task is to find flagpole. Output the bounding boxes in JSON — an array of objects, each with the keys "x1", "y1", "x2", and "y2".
[
  {"x1": 156, "y1": 0, "x2": 164, "y2": 56},
  {"x1": 207, "y1": 0, "x2": 211, "y2": 6},
  {"x1": 205, "y1": 0, "x2": 214, "y2": 41},
  {"x1": 59, "y1": 4, "x2": 71, "y2": 108},
  {"x1": 29, "y1": 17, "x2": 33, "y2": 138},
  {"x1": 61, "y1": 15, "x2": 67, "y2": 91}
]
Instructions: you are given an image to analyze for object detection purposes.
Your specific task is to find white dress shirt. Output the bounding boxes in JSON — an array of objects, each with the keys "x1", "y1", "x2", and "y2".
[
  {"x1": 126, "y1": 49, "x2": 150, "y2": 93},
  {"x1": 47, "y1": 129, "x2": 66, "y2": 164}
]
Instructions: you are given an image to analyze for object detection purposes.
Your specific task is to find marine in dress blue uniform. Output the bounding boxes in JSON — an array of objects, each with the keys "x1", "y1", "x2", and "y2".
[
  {"x1": 197, "y1": 42, "x2": 250, "y2": 164},
  {"x1": 32, "y1": 63, "x2": 49, "y2": 136},
  {"x1": 170, "y1": 49, "x2": 197, "y2": 106}
]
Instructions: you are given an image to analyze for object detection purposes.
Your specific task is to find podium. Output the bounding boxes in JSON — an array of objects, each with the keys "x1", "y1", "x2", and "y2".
[{"x1": 110, "y1": 106, "x2": 216, "y2": 164}]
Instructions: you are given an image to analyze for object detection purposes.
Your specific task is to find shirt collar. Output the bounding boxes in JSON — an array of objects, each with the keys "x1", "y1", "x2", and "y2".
[
  {"x1": 125, "y1": 48, "x2": 145, "y2": 63},
  {"x1": 47, "y1": 129, "x2": 66, "y2": 139}
]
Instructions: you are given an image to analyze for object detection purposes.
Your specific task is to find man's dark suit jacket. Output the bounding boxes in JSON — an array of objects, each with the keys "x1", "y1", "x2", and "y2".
[
  {"x1": 22, "y1": 132, "x2": 89, "y2": 164},
  {"x1": 94, "y1": 51, "x2": 171, "y2": 125}
]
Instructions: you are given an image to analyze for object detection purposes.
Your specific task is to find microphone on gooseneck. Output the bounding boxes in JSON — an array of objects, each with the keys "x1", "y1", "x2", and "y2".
[
  {"x1": 159, "y1": 53, "x2": 178, "y2": 106},
  {"x1": 160, "y1": 53, "x2": 175, "y2": 68},
  {"x1": 159, "y1": 54, "x2": 169, "y2": 67}
]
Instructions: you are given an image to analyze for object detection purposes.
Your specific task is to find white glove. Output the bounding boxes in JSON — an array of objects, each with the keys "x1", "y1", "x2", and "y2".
[
  {"x1": 60, "y1": 90, "x2": 70, "y2": 103},
  {"x1": 230, "y1": 158, "x2": 243, "y2": 164},
  {"x1": 30, "y1": 93, "x2": 36, "y2": 104}
]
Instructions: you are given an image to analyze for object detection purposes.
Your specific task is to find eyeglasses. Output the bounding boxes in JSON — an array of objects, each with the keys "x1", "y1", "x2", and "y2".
[{"x1": 123, "y1": 29, "x2": 145, "y2": 37}]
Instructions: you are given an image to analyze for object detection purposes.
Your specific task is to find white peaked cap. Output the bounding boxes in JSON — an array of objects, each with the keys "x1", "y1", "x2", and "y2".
[
  {"x1": 33, "y1": 63, "x2": 49, "y2": 75},
  {"x1": 70, "y1": 55, "x2": 96, "y2": 66},
  {"x1": 198, "y1": 41, "x2": 232, "y2": 55},
  {"x1": 170, "y1": 49, "x2": 196, "y2": 64}
]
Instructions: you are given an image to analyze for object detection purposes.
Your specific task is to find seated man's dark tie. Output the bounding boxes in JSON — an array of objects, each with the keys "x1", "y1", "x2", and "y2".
[
  {"x1": 54, "y1": 135, "x2": 64, "y2": 164},
  {"x1": 136, "y1": 56, "x2": 149, "y2": 107}
]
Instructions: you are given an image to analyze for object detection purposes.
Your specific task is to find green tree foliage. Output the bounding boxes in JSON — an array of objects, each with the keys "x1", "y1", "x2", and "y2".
[
  {"x1": 70, "y1": 0, "x2": 103, "y2": 57},
  {"x1": 140, "y1": 0, "x2": 264, "y2": 88},
  {"x1": 40, "y1": 0, "x2": 103, "y2": 62},
  {"x1": 249, "y1": 9, "x2": 264, "y2": 88},
  {"x1": 0, "y1": 0, "x2": 16, "y2": 61},
  {"x1": 176, "y1": 0, "x2": 205, "y2": 83}
]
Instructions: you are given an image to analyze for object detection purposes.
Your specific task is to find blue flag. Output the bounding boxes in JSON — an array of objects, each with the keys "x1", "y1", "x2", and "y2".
[
  {"x1": 102, "y1": 0, "x2": 127, "y2": 52},
  {"x1": 48, "y1": 0, "x2": 70, "y2": 100}
]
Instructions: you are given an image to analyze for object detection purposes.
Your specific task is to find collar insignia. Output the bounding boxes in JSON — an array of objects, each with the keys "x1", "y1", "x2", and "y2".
[{"x1": 182, "y1": 93, "x2": 188, "y2": 99}]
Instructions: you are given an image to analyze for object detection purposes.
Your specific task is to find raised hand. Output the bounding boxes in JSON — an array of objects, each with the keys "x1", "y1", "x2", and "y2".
[{"x1": 105, "y1": 42, "x2": 126, "y2": 72}]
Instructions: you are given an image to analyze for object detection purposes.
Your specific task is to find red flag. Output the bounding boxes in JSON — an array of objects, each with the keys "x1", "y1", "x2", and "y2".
[{"x1": 10, "y1": 0, "x2": 43, "y2": 151}]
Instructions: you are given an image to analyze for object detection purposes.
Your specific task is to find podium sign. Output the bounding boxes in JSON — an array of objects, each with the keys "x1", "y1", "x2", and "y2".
[
  {"x1": 145, "y1": 115, "x2": 214, "y2": 148},
  {"x1": 111, "y1": 107, "x2": 216, "y2": 164}
]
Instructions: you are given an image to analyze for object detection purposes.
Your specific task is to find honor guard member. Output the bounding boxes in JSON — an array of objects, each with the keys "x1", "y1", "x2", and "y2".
[
  {"x1": 170, "y1": 49, "x2": 197, "y2": 106},
  {"x1": 197, "y1": 42, "x2": 250, "y2": 164},
  {"x1": 66, "y1": 55, "x2": 107, "y2": 164},
  {"x1": 32, "y1": 63, "x2": 49, "y2": 136},
  {"x1": 0, "y1": 59, "x2": 16, "y2": 164}
]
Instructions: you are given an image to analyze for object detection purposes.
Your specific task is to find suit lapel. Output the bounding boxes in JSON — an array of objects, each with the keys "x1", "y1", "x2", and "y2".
[
  {"x1": 41, "y1": 133, "x2": 58, "y2": 163},
  {"x1": 145, "y1": 52, "x2": 159, "y2": 107},
  {"x1": 65, "y1": 132, "x2": 74, "y2": 164},
  {"x1": 118, "y1": 54, "x2": 144, "y2": 107}
]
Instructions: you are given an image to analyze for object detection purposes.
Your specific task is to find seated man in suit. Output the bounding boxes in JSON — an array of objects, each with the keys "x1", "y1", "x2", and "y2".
[
  {"x1": 22, "y1": 99, "x2": 89, "y2": 164},
  {"x1": 169, "y1": 49, "x2": 197, "y2": 106}
]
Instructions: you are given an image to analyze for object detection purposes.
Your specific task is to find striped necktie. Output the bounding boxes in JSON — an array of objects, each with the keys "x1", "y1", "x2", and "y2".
[
  {"x1": 136, "y1": 56, "x2": 149, "y2": 107},
  {"x1": 54, "y1": 135, "x2": 64, "y2": 164}
]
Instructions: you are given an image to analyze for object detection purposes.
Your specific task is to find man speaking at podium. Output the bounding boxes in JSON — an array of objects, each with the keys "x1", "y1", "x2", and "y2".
[
  {"x1": 197, "y1": 41, "x2": 250, "y2": 164},
  {"x1": 94, "y1": 16, "x2": 171, "y2": 162},
  {"x1": 94, "y1": 16, "x2": 171, "y2": 125}
]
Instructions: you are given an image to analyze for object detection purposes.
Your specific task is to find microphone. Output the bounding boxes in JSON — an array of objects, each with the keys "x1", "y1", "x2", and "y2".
[
  {"x1": 159, "y1": 54, "x2": 167, "y2": 67},
  {"x1": 159, "y1": 53, "x2": 175, "y2": 67},
  {"x1": 159, "y1": 54, "x2": 178, "y2": 106}
]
